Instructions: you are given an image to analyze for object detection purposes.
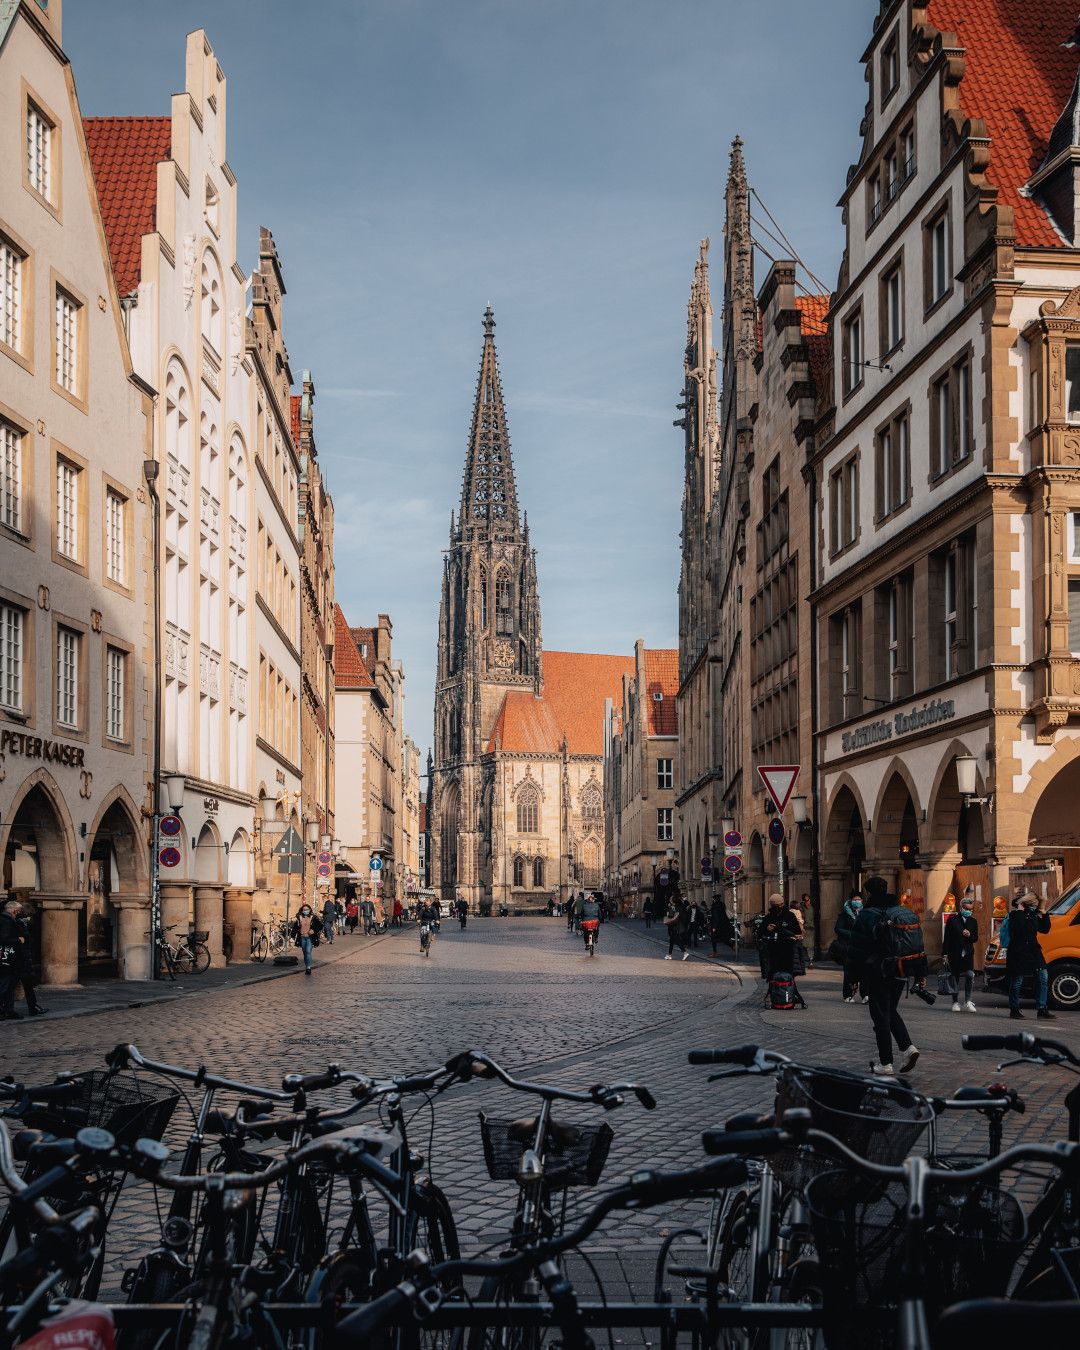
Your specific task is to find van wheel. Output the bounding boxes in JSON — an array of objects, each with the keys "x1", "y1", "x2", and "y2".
[{"x1": 1049, "y1": 962, "x2": 1080, "y2": 1011}]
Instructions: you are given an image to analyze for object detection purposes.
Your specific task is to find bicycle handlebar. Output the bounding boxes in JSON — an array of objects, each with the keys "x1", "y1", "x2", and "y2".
[
  {"x1": 281, "y1": 1065, "x2": 342, "y2": 1094},
  {"x1": 688, "y1": 1045, "x2": 773, "y2": 1067},
  {"x1": 106, "y1": 1044, "x2": 294, "y2": 1101},
  {"x1": 963, "y1": 1032, "x2": 1080, "y2": 1066},
  {"x1": 446, "y1": 1050, "x2": 656, "y2": 1110}
]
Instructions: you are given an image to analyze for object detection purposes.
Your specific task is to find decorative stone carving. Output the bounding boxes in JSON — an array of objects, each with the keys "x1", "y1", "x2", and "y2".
[
  {"x1": 182, "y1": 233, "x2": 197, "y2": 309},
  {"x1": 90, "y1": 610, "x2": 102, "y2": 633},
  {"x1": 37, "y1": 585, "x2": 50, "y2": 611}
]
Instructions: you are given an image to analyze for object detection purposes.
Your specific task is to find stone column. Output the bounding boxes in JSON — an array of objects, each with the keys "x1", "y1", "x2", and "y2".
[
  {"x1": 223, "y1": 887, "x2": 254, "y2": 963},
  {"x1": 159, "y1": 883, "x2": 191, "y2": 936},
  {"x1": 114, "y1": 896, "x2": 152, "y2": 981},
  {"x1": 38, "y1": 897, "x2": 80, "y2": 988},
  {"x1": 193, "y1": 885, "x2": 225, "y2": 966},
  {"x1": 817, "y1": 866, "x2": 848, "y2": 947},
  {"x1": 918, "y1": 851, "x2": 960, "y2": 961}
]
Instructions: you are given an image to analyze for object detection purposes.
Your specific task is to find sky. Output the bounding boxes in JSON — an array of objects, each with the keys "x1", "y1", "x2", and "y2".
[{"x1": 65, "y1": 0, "x2": 871, "y2": 760}]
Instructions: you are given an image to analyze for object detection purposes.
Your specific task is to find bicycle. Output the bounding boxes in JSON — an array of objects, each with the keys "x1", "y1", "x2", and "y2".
[
  {"x1": 153, "y1": 924, "x2": 211, "y2": 978},
  {"x1": 266, "y1": 915, "x2": 290, "y2": 959},
  {"x1": 681, "y1": 1045, "x2": 933, "y2": 1349},
  {"x1": 420, "y1": 921, "x2": 433, "y2": 957}
]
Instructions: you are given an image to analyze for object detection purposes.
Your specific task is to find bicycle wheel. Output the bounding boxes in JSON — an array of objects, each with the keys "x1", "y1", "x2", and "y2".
[
  {"x1": 190, "y1": 942, "x2": 211, "y2": 973},
  {"x1": 156, "y1": 944, "x2": 176, "y2": 980},
  {"x1": 252, "y1": 933, "x2": 268, "y2": 962},
  {"x1": 711, "y1": 1190, "x2": 767, "y2": 1350},
  {"x1": 465, "y1": 1274, "x2": 551, "y2": 1350},
  {"x1": 171, "y1": 944, "x2": 196, "y2": 975}
]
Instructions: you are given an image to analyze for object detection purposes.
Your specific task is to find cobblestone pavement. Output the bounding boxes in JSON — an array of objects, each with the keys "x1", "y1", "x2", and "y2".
[{"x1": 3, "y1": 916, "x2": 1079, "y2": 1305}]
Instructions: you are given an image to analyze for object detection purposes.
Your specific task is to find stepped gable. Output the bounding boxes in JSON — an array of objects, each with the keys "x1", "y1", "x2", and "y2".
[
  {"x1": 927, "y1": 0, "x2": 1077, "y2": 247},
  {"x1": 83, "y1": 116, "x2": 172, "y2": 294}
]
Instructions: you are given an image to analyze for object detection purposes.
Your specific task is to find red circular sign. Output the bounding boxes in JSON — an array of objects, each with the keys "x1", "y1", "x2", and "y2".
[
  {"x1": 723, "y1": 854, "x2": 743, "y2": 874},
  {"x1": 159, "y1": 846, "x2": 181, "y2": 868},
  {"x1": 160, "y1": 815, "x2": 182, "y2": 837},
  {"x1": 724, "y1": 830, "x2": 742, "y2": 849},
  {"x1": 317, "y1": 863, "x2": 332, "y2": 877}
]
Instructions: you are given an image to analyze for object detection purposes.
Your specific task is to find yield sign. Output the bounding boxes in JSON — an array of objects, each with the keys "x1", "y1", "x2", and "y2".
[
  {"x1": 757, "y1": 765, "x2": 800, "y2": 815},
  {"x1": 273, "y1": 824, "x2": 305, "y2": 858}
]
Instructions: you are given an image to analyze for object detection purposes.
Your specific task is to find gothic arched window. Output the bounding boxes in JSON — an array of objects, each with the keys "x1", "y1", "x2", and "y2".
[
  {"x1": 495, "y1": 573, "x2": 513, "y2": 635},
  {"x1": 580, "y1": 783, "x2": 602, "y2": 826},
  {"x1": 513, "y1": 856, "x2": 525, "y2": 888},
  {"x1": 516, "y1": 784, "x2": 539, "y2": 833},
  {"x1": 200, "y1": 255, "x2": 223, "y2": 352},
  {"x1": 480, "y1": 572, "x2": 488, "y2": 628},
  {"x1": 533, "y1": 856, "x2": 544, "y2": 888}
]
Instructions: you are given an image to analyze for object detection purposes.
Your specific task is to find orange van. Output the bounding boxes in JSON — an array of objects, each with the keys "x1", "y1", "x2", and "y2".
[{"x1": 984, "y1": 883, "x2": 1080, "y2": 1010}]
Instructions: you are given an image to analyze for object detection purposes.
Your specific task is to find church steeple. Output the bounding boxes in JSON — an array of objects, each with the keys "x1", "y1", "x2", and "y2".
[{"x1": 460, "y1": 306, "x2": 520, "y2": 536}]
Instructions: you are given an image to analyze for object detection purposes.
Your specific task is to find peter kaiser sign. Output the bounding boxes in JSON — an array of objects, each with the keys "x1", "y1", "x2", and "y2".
[{"x1": 0, "y1": 728, "x2": 87, "y2": 767}]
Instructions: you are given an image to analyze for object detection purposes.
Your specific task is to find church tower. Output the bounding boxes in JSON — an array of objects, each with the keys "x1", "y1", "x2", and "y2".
[{"x1": 430, "y1": 308, "x2": 542, "y2": 904}]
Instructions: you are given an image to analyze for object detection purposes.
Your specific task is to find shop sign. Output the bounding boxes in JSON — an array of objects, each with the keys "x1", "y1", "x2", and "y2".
[
  {"x1": 0, "y1": 728, "x2": 85, "y2": 767},
  {"x1": 203, "y1": 796, "x2": 219, "y2": 814},
  {"x1": 840, "y1": 697, "x2": 956, "y2": 755}
]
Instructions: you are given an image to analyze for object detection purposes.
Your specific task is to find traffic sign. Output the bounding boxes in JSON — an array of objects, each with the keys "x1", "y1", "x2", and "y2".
[
  {"x1": 701, "y1": 862, "x2": 713, "y2": 880},
  {"x1": 160, "y1": 815, "x2": 182, "y2": 838},
  {"x1": 723, "y1": 829, "x2": 742, "y2": 850},
  {"x1": 723, "y1": 854, "x2": 743, "y2": 874},
  {"x1": 159, "y1": 846, "x2": 181, "y2": 868},
  {"x1": 369, "y1": 857, "x2": 383, "y2": 873},
  {"x1": 768, "y1": 817, "x2": 786, "y2": 847},
  {"x1": 317, "y1": 863, "x2": 332, "y2": 878},
  {"x1": 273, "y1": 825, "x2": 305, "y2": 858},
  {"x1": 757, "y1": 765, "x2": 800, "y2": 815},
  {"x1": 317, "y1": 850, "x2": 331, "y2": 865}
]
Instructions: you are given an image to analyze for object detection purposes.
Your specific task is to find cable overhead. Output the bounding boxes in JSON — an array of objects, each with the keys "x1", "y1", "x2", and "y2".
[{"x1": 750, "y1": 187, "x2": 830, "y2": 295}]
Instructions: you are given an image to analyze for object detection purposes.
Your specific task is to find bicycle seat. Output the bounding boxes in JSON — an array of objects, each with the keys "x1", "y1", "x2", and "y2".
[
  {"x1": 953, "y1": 1085, "x2": 1007, "y2": 1103},
  {"x1": 506, "y1": 1115, "x2": 579, "y2": 1148}
]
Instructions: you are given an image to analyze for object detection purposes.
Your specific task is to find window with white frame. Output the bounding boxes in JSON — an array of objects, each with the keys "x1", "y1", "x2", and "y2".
[
  {"x1": 881, "y1": 30, "x2": 900, "y2": 102},
  {"x1": 876, "y1": 411, "x2": 910, "y2": 519},
  {"x1": 928, "y1": 210, "x2": 950, "y2": 304},
  {"x1": 56, "y1": 626, "x2": 78, "y2": 729},
  {"x1": 657, "y1": 807, "x2": 673, "y2": 842},
  {"x1": 957, "y1": 357, "x2": 973, "y2": 460},
  {"x1": 56, "y1": 457, "x2": 78, "y2": 561},
  {"x1": 1, "y1": 238, "x2": 22, "y2": 352},
  {"x1": 932, "y1": 355, "x2": 974, "y2": 476},
  {"x1": 106, "y1": 645, "x2": 126, "y2": 741},
  {"x1": 106, "y1": 489, "x2": 125, "y2": 584},
  {"x1": 881, "y1": 261, "x2": 903, "y2": 352},
  {"x1": 900, "y1": 123, "x2": 916, "y2": 181},
  {"x1": 2, "y1": 421, "x2": 22, "y2": 534},
  {"x1": 886, "y1": 574, "x2": 914, "y2": 701},
  {"x1": 829, "y1": 454, "x2": 859, "y2": 554},
  {"x1": 26, "y1": 101, "x2": 52, "y2": 200},
  {"x1": 0, "y1": 602, "x2": 24, "y2": 712},
  {"x1": 884, "y1": 148, "x2": 899, "y2": 203},
  {"x1": 55, "y1": 289, "x2": 79, "y2": 394},
  {"x1": 832, "y1": 601, "x2": 862, "y2": 720},
  {"x1": 656, "y1": 757, "x2": 673, "y2": 791},
  {"x1": 1066, "y1": 346, "x2": 1080, "y2": 423},
  {"x1": 944, "y1": 550, "x2": 958, "y2": 679}
]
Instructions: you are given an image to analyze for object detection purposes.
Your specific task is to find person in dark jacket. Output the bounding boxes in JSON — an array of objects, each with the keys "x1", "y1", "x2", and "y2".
[
  {"x1": 850, "y1": 876, "x2": 919, "y2": 1076},
  {"x1": 760, "y1": 894, "x2": 802, "y2": 979},
  {"x1": 832, "y1": 894, "x2": 866, "y2": 1002},
  {"x1": 289, "y1": 904, "x2": 323, "y2": 975},
  {"x1": 1006, "y1": 890, "x2": 1055, "y2": 1020},
  {"x1": 12, "y1": 903, "x2": 44, "y2": 1015},
  {"x1": 664, "y1": 894, "x2": 691, "y2": 961},
  {"x1": 942, "y1": 889, "x2": 979, "y2": 1012},
  {"x1": 709, "y1": 894, "x2": 736, "y2": 955},
  {"x1": 0, "y1": 898, "x2": 23, "y2": 1020}
]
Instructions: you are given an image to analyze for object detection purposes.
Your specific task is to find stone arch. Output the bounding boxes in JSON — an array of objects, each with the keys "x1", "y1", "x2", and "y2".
[
  {"x1": 925, "y1": 740, "x2": 985, "y2": 859},
  {"x1": 823, "y1": 779, "x2": 867, "y2": 885},
  {"x1": 85, "y1": 785, "x2": 148, "y2": 892},
  {"x1": 1, "y1": 769, "x2": 78, "y2": 894},
  {"x1": 440, "y1": 778, "x2": 461, "y2": 898},
  {"x1": 162, "y1": 352, "x2": 193, "y2": 474},
  {"x1": 194, "y1": 820, "x2": 224, "y2": 883},
  {"x1": 1007, "y1": 735, "x2": 1080, "y2": 851},
  {"x1": 871, "y1": 763, "x2": 923, "y2": 870},
  {"x1": 228, "y1": 828, "x2": 253, "y2": 887},
  {"x1": 513, "y1": 855, "x2": 525, "y2": 888},
  {"x1": 200, "y1": 244, "x2": 224, "y2": 351},
  {"x1": 516, "y1": 781, "x2": 540, "y2": 834}
]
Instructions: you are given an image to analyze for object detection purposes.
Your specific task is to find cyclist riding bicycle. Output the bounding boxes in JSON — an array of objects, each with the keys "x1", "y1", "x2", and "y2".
[{"x1": 580, "y1": 893, "x2": 601, "y2": 948}]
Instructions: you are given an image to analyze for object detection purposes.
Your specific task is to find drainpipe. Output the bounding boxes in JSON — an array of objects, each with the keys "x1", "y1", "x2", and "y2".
[
  {"x1": 806, "y1": 460, "x2": 823, "y2": 960},
  {"x1": 143, "y1": 456, "x2": 162, "y2": 979}
]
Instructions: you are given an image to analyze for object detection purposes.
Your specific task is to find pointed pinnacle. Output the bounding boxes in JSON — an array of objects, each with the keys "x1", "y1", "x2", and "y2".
[{"x1": 483, "y1": 304, "x2": 495, "y2": 337}]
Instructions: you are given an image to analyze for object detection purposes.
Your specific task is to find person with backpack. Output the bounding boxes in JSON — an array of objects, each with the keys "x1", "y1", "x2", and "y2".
[
  {"x1": 1006, "y1": 890, "x2": 1055, "y2": 1020},
  {"x1": 851, "y1": 875, "x2": 922, "y2": 1076}
]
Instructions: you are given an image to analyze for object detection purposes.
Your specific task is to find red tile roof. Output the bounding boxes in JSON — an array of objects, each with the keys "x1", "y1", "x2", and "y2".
[
  {"x1": 488, "y1": 651, "x2": 634, "y2": 756},
  {"x1": 643, "y1": 648, "x2": 679, "y2": 736},
  {"x1": 797, "y1": 294, "x2": 832, "y2": 395},
  {"x1": 351, "y1": 627, "x2": 375, "y2": 664},
  {"x1": 334, "y1": 606, "x2": 373, "y2": 689},
  {"x1": 290, "y1": 395, "x2": 302, "y2": 448},
  {"x1": 83, "y1": 117, "x2": 172, "y2": 295},
  {"x1": 928, "y1": 0, "x2": 1077, "y2": 248}
]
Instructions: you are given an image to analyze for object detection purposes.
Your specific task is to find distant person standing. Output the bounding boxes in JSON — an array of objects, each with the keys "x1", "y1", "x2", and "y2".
[
  {"x1": 1007, "y1": 890, "x2": 1055, "y2": 1020},
  {"x1": 321, "y1": 896, "x2": 338, "y2": 944},
  {"x1": 943, "y1": 888, "x2": 978, "y2": 1012}
]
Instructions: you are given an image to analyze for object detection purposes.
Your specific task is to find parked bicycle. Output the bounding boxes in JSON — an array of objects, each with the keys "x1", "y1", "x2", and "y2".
[{"x1": 152, "y1": 923, "x2": 211, "y2": 979}]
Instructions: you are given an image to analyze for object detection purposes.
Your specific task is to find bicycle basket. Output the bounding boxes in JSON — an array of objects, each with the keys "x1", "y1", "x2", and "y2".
[
  {"x1": 805, "y1": 1170, "x2": 1025, "y2": 1338},
  {"x1": 21, "y1": 1070, "x2": 179, "y2": 1147},
  {"x1": 189, "y1": 930, "x2": 210, "y2": 944},
  {"x1": 479, "y1": 1112, "x2": 613, "y2": 1189},
  {"x1": 771, "y1": 1064, "x2": 932, "y2": 1191}
]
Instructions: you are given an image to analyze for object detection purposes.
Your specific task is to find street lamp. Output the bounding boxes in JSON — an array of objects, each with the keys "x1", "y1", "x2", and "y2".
[
  {"x1": 791, "y1": 795, "x2": 808, "y2": 826},
  {"x1": 955, "y1": 754, "x2": 993, "y2": 807},
  {"x1": 164, "y1": 772, "x2": 186, "y2": 814},
  {"x1": 305, "y1": 821, "x2": 320, "y2": 847}
]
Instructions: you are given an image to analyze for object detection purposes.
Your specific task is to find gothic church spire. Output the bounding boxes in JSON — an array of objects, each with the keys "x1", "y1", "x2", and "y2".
[{"x1": 460, "y1": 306, "x2": 520, "y2": 535}]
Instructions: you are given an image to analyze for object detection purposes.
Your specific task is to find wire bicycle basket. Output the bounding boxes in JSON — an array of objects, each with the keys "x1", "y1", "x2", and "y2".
[
  {"x1": 771, "y1": 1064, "x2": 933, "y2": 1191},
  {"x1": 479, "y1": 1112, "x2": 614, "y2": 1190}
]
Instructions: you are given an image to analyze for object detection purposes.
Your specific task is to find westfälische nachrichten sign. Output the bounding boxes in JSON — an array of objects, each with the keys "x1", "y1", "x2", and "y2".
[{"x1": 840, "y1": 697, "x2": 956, "y2": 755}]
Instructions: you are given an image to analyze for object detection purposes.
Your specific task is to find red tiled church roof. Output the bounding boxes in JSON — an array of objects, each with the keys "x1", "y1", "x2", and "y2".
[
  {"x1": 928, "y1": 0, "x2": 1078, "y2": 248},
  {"x1": 83, "y1": 117, "x2": 172, "y2": 295},
  {"x1": 488, "y1": 651, "x2": 634, "y2": 756},
  {"x1": 643, "y1": 648, "x2": 678, "y2": 736},
  {"x1": 334, "y1": 605, "x2": 373, "y2": 689}
]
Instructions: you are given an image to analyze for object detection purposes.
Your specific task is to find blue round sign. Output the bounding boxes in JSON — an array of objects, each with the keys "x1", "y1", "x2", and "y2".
[
  {"x1": 369, "y1": 857, "x2": 383, "y2": 872},
  {"x1": 768, "y1": 818, "x2": 786, "y2": 847}
]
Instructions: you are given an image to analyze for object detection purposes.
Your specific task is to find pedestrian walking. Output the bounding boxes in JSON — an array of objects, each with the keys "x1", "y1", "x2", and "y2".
[
  {"x1": 798, "y1": 892, "x2": 815, "y2": 966},
  {"x1": 643, "y1": 897, "x2": 653, "y2": 929},
  {"x1": 345, "y1": 898, "x2": 359, "y2": 934},
  {"x1": 12, "y1": 903, "x2": 44, "y2": 1016},
  {"x1": 850, "y1": 876, "x2": 922, "y2": 1076},
  {"x1": 0, "y1": 898, "x2": 25, "y2": 1021},
  {"x1": 708, "y1": 893, "x2": 735, "y2": 955},
  {"x1": 290, "y1": 903, "x2": 323, "y2": 975},
  {"x1": 831, "y1": 893, "x2": 866, "y2": 1002},
  {"x1": 1006, "y1": 890, "x2": 1055, "y2": 1020},
  {"x1": 321, "y1": 897, "x2": 338, "y2": 944},
  {"x1": 663, "y1": 893, "x2": 691, "y2": 961},
  {"x1": 942, "y1": 888, "x2": 978, "y2": 1012},
  {"x1": 392, "y1": 898, "x2": 403, "y2": 928}
]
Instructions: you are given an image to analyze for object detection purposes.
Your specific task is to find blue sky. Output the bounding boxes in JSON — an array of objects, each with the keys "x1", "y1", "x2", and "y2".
[{"x1": 66, "y1": 0, "x2": 870, "y2": 758}]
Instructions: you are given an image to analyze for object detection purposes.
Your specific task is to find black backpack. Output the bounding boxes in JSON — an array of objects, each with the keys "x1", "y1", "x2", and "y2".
[
  {"x1": 769, "y1": 971, "x2": 796, "y2": 1010},
  {"x1": 876, "y1": 904, "x2": 928, "y2": 980}
]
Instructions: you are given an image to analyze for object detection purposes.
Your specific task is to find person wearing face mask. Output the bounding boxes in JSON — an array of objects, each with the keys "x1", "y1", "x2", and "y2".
[
  {"x1": 1006, "y1": 890, "x2": 1055, "y2": 1020},
  {"x1": 289, "y1": 903, "x2": 324, "y2": 975},
  {"x1": 831, "y1": 892, "x2": 866, "y2": 1003},
  {"x1": 943, "y1": 888, "x2": 979, "y2": 1012}
]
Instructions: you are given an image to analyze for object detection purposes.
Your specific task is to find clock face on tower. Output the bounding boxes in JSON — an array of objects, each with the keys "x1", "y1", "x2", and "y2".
[{"x1": 494, "y1": 639, "x2": 514, "y2": 670}]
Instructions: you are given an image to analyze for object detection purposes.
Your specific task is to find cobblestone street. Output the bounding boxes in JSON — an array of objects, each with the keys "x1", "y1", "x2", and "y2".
[{"x1": 4, "y1": 917, "x2": 1080, "y2": 1302}]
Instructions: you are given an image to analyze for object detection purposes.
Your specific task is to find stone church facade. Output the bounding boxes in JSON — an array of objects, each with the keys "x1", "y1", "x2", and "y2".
[{"x1": 429, "y1": 309, "x2": 631, "y2": 909}]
